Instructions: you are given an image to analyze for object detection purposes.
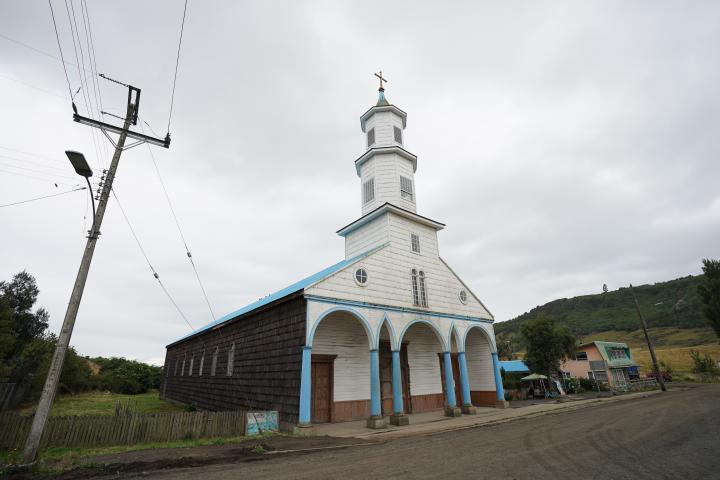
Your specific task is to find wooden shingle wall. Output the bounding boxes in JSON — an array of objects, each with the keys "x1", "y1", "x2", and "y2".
[{"x1": 161, "y1": 295, "x2": 306, "y2": 427}]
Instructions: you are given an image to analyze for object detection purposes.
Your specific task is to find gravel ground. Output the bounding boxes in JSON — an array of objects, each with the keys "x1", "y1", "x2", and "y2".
[{"x1": 12, "y1": 384, "x2": 719, "y2": 480}]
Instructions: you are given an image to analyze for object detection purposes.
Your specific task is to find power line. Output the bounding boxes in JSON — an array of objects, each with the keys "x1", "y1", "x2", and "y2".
[
  {"x1": 0, "y1": 161, "x2": 78, "y2": 182},
  {"x1": 0, "y1": 147, "x2": 66, "y2": 163},
  {"x1": 0, "y1": 154, "x2": 71, "y2": 172},
  {"x1": 110, "y1": 187, "x2": 194, "y2": 331},
  {"x1": 0, "y1": 167, "x2": 76, "y2": 187},
  {"x1": 0, "y1": 186, "x2": 85, "y2": 208},
  {"x1": 167, "y1": 0, "x2": 189, "y2": 135},
  {"x1": 140, "y1": 122, "x2": 215, "y2": 321},
  {"x1": 47, "y1": 0, "x2": 73, "y2": 100}
]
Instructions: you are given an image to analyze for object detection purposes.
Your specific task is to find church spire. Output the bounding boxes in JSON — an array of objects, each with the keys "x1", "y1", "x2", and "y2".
[{"x1": 374, "y1": 70, "x2": 390, "y2": 106}]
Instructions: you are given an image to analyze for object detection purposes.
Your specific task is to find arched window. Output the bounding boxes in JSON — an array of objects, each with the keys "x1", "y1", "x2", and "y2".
[
  {"x1": 189, "y1": 354, "x2": 194, "y2": 376},
  {"x1": 181, "y1": 355, "x2": 186, "y2": 376},
  {"x1": 411, "y1": 269, "x2": 420, "y2": 306},
  {"x1": 174, "y1": 358, "x2": 179, "y2": 376},
  {"x1": 211, "y1": 346, "x2": 219, "y2": 376},
  {"x1": 412, "y1": 269, "x2": 428, "y2": 307},
  {"x1": 199, "y1": 349, "x2": 205, "y2": 376},
  {"x1": 227, "y1": 343, "x2": 235, "y2": 376}
]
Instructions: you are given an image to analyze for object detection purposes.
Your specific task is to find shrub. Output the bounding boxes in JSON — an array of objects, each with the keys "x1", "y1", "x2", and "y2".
[{"x1": 689, "y1": 350, "x2": 719, "y2": 380}]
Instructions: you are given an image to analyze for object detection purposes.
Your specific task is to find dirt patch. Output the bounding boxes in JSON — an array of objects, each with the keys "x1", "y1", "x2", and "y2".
[{"x1": 5, "y1": 435, "x2": 373, "y2": 480}]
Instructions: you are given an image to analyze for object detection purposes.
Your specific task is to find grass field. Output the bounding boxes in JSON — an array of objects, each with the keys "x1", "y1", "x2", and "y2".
[{"x1": 19, "y1": 390, "x2": 184, "y2": 417}]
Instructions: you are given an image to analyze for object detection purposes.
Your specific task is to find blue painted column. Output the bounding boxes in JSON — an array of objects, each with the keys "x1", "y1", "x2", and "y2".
[
  {"x1": 299, "y1": 346, "x2": 312, "y2": 424},
  {"x1": 443, "y1": 351, "x2": 457, "y2": 407},
  {"x1": 492, "y1": 352, "x2": 505, "y2": 401},
  {"x1": 370, "y1": 349, "x2": 381, "y2": 417},
  {"x1": 392, "y1": 350, "x2": 403, "y2": 414},
  {"x1": 457, "y1": 351, "x2": 472, "y2": 406}
]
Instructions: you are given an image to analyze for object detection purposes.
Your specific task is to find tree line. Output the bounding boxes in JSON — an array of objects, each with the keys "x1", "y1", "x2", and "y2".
[{"x1": 0, "y1": 271, "x2": 162, "y2": 405}]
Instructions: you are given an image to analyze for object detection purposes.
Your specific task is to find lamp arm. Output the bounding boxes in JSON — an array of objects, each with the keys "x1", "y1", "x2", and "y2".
[{"x1": 85, "y1": 177, "x2": 97, "y2": 237}]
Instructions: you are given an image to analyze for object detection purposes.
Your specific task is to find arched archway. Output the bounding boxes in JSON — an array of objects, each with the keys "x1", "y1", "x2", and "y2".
[
  {"x1": 464, "y1": 325, "x2": 497, "y2": 407},
  {"x1": 398, "y1": 320, "x2": 448, "y2": 413},
  {"x1": 308, "y1": 308, "x2": 374, "y2": 423}
]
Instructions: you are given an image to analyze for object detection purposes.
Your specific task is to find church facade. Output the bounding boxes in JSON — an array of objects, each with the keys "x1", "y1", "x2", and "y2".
[{"x1": 161, "y1": 82, "x2": 507, "y2": 431}]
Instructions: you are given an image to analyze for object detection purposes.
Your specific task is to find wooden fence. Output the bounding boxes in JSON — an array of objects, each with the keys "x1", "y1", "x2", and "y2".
[{"x1": 0, "y1": 410, "x2": 247, "y2": 450}]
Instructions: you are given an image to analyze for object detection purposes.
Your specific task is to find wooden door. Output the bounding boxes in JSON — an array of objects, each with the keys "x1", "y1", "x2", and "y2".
[
  {"x1": 380, "y1": 342, "x2": 411, "y2": 415},
  {"x1": 379, "y1": 344, "x2": 393, "y2": 415},
  {"x1": 311, "y1": 357, "x2": 333, "y2": 423}
]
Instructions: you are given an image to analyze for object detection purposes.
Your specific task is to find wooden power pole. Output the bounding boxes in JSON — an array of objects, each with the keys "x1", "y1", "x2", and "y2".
[
  {"x1": 630, "y1": 284, "x2": 667, "y2": 392},
  {"x1": 22, "y1": 81, "x2": 170, "y2": 463}
]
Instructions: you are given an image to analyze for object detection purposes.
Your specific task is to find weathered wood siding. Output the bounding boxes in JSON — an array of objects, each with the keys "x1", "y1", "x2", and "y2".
[
  {"x1": 312, "y1": 312, "x2": 371, "y2": 402},
  {"x1": 405, "y1": 324, "x2": 443, "y2": 396},
  {"x1": 360, "y1": 153, "x2": 417, "y2": 215},
  {"x1": 311, "y1": 219, "x2": 492, "y2": 320},
  {"x1": 466, "y1": 328, "x2": 495, "y2": 391},
  {"x1": 162, "y1": 295, "x2": 305, "y2": 426},
  {"x1": 344, "y1": 213, "x2": 390, "y2": 258}
]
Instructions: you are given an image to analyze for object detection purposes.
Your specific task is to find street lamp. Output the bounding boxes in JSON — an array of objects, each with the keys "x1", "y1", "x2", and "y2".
[{"x1": 65, "y1": 150, "x2": 96, "y2": 233}]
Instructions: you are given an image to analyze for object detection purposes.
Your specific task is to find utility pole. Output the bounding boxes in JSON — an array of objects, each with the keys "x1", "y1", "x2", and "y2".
[
  {"x1": 630, "y1": 284, "x2": 667, "y2": 392},
  {"x1": 23, "y1": 80, "x2": 169, "y2": 463}
]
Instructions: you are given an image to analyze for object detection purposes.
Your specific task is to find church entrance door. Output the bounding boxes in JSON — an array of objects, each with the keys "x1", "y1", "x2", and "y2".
[
  {"x1": 379, "y1": 342, "x2": 410, "y2": 415},
  {"x1": 311, "y1": 355, "x2": 334, "y2": 423}
]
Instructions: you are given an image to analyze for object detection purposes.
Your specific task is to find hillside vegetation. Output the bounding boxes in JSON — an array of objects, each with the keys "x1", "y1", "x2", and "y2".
[{"x1": 495, "y1": 275, "x2": 708, "y2": 338}]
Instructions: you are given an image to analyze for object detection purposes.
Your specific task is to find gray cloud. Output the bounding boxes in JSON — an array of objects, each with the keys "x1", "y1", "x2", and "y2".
[{"x1": 1, "y1": 1, "x2": 719, "y2": 364}]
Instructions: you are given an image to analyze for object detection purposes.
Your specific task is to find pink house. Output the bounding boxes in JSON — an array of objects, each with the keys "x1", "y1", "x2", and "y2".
[{"x1": 561, "y1": 341, "x2": 639, "y2": 387}]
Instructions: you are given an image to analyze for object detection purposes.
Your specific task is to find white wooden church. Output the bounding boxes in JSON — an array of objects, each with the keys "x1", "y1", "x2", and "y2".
[{"x1": 162, "y1": 76, "x2": 507, "y2": 431}]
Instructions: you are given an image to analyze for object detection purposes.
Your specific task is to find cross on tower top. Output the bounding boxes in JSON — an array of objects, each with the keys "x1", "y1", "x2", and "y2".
[{"x1": 374, "y1": 70, "x2": 388, "y2": 92}]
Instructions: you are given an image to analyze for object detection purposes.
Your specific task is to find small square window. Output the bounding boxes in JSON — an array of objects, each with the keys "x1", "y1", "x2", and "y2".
[
  {"x1": 410, "y1": 233, "x2": 420, "y2": 253},
  {"x1": 394, "y1": 126, "x2": 403, "y2": 144},
  {"x1": 367, "y1": 128, "x2": 375, "y2": 147}
]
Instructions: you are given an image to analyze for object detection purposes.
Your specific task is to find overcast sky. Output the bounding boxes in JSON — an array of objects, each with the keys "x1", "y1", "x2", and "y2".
[{"x1": 1, "y1": 1, "x2": 719, "y2": 365}]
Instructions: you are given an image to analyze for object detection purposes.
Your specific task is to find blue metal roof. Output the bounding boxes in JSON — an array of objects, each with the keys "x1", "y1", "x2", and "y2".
[
  {"x1": 170, "y1": 244, "x2": 386, "y2": 345},
  {"x1": 499, "y1": 360, "x2": 530, "y2": 373}
]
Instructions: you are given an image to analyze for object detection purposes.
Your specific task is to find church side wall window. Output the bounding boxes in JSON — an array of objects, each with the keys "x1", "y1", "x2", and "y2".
[
  {"x1": 400, "y1": 176, "x2": 414, "y2": 201},
  {"x1": 394, "y1": 126, "x2": 403, "y2": 145},
  {"x1": 227, "y1": 343, "x2": 235, "y2": 376},
  {"x1": 174, "y1": 359, "x2": 178, "y2": 376},
  {"x1": 199, "y1": 350, "x2": 205, "y2": 376},
  {"x1": 363, "y1": 178, "x2": 375, "y2": 204},
  {"x1": 418, "y1": 271, "x2": 428, "y2": 307},
  {"x1": 411, "y1": 233, "x2": 420, "y2": 254},
  {"x1": 211, "y1": 346, "x2": 218, "y2": 376},
  {"x1": 181, "y1": 355, "x2": 186, "y2": 376},
  {"x1": 367, "y1": 128, "x2": 375, "y2": 148},
  {"x1": 189, "y1": 354, "x2": 194, "y2": 376},
  {"x1": 411, "y1": 269, "x2": 428, "y2": 307}
]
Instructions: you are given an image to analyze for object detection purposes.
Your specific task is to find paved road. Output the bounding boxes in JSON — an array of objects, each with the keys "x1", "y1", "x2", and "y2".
[{"x1": 140, "y1": 385, "x2": 720, "y2": 479}]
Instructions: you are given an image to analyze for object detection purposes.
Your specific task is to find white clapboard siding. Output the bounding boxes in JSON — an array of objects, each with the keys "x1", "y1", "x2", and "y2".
[
  {"x1": 345, "y1": 214, "x2": 390, "y2": 258},
  {"x1": 364, "y1": 111, "x2": 404, "y2": 150},
  {"x1": 466, "y1": 329, "x2": 495, "y2": 391},
  {"x1": 312, "y1": 312, "x2": 371, "y2": 402},
  {"x1": 310, "y1": 215, "x2": 491, "y2": 319},
  {"x1": 405, "y1": 324, "x2": 443, "y2": 396},
  {"x1": 360, "y1": 153, "x2": 417, "y2": 215}
]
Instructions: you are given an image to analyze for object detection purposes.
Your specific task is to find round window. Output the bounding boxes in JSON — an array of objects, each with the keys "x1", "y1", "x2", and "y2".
[
  {"x1": 459, "y1": 290, "x2": 468, "y2": 304},
  {"x1": 354, "y1": 268, "x2": 368, "y2": 286}
]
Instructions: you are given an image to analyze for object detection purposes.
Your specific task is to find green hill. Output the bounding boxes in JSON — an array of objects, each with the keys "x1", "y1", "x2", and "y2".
[{"x1": 495, "y1": 274, "x2": 708, "y2": 339}]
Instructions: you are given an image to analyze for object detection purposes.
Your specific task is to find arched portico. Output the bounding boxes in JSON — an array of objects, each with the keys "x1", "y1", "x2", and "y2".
[
  {"x1": 299, "y1": 307, "x2": 377, "y2": 426},
  {"x1": 464, "y1": 325, "x2": 506, "y2": 407}
]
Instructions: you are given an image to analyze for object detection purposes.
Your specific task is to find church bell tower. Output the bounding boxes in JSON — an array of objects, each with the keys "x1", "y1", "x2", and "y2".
[{"x1": 356, "y1": 72, "x2": 418, "y2": 215}]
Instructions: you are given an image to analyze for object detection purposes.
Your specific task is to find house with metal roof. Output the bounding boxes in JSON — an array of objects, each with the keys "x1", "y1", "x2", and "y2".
[
  {"x1": 561, "y1": 341, "x2": 639, "y2": 387},
  {"x1": 161, "y1": 79, "x2": 506, "y2": 432}
]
